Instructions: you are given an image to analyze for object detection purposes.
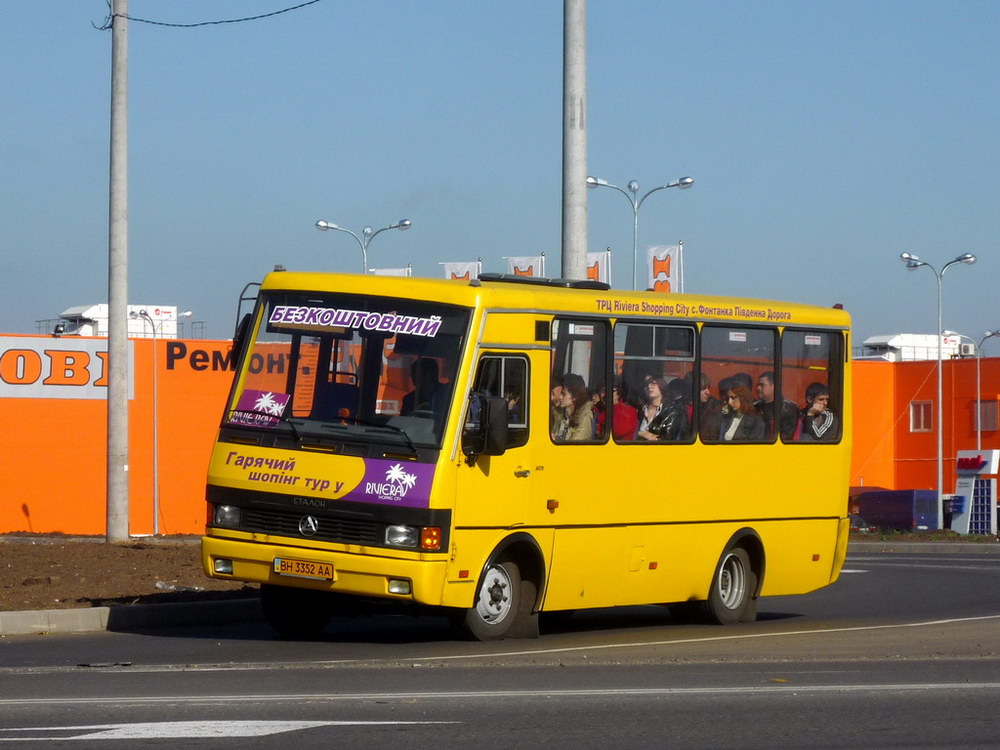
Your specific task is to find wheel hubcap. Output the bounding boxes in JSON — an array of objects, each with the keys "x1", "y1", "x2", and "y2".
[
  {"x1": 476, "y1": 566, "x2": 511, "y2": 624},
  {"x1": 718, "y1": 553, "x2": 746, "y2": 610}
]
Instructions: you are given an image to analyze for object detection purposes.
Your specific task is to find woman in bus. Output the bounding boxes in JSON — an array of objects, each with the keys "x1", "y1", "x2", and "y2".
[
  {"x1": 610, "y1": 378, "x2": 639, "y2": 441},
  {"x1": 557, "y1": 373, "x2": 595, "y2": 442},
  {"x1": 719, "y1": 383, "x2": 766, "y2": 441}
]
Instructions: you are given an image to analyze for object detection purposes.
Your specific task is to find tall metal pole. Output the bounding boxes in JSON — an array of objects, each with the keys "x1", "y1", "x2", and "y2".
[
  {"x1": 107, "y1": 0, "x2": 129, "y2": 543},
  {"x1": 935, "y1": 272, "x2": 944, "y2": 530},
  {"x1": 561, "y1": 0, "x2": 588, "y2": 280}
]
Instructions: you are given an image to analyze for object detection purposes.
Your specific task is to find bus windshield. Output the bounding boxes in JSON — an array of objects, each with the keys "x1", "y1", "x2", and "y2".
[{"x1": 227, "y1": 290, "x2": 471, "y2": 449}]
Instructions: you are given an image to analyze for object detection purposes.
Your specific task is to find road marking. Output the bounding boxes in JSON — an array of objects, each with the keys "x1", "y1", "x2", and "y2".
[
  {"x1": 1, "y1": 614, "x2": 998, "y2": 677},
  {"x1": 0, "y1": 684, "x2": 999, "y2": 711},
  {"x1": 0, "y1": 720, "x2": 455, "y2": 741},
  {"x1": 839, "y1": 569, "x2": 868, "y2": 573}
]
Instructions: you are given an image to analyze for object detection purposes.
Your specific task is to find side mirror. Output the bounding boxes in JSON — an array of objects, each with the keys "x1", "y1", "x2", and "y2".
[{"x1": 462, "y1": 393, "x2": 509, "y2": 462}]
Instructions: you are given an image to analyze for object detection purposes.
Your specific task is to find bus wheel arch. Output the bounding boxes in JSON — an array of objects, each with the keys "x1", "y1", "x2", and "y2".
[{"x1": 453, "y1": 532, "x2": 544, "y2": 641}]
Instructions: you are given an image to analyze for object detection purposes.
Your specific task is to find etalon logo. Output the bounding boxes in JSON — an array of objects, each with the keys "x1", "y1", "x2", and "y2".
[{"x1": 366, "y1": 463, "x2": 418, "y2": 502}]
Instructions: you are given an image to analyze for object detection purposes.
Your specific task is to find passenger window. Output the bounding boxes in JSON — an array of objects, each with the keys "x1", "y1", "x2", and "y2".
[
  {"x1": 781, "y1": 330, "x2": 843, "y2": 443},
  {"x1": 550, "y1": 319, "x2": 608, "y2": 443},
  {"x1": 700, "y1": 326, "x2": 776, "y2": 444},
  {"x1": 613, "y1": 323, "x2": 695, "y2": 443},
  {"x1": 471, "y1": 355, "x2": 529, "y2": 449}
]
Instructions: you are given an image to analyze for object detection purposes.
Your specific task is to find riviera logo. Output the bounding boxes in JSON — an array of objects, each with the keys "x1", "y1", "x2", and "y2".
[{"x1": 365, "y1": 463, "x2": 418, "y2": 502}]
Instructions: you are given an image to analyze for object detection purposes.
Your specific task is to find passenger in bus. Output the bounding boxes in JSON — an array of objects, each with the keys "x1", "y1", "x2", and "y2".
[
  {"x1": 698, "y1": 374, "x2": 724, "y2": 442},
  {"x1": 550, "y1": 382, "x2": 566, "y2": 436},
  {"x1": 555, "y1": 373, "x2": 594, "y2": 441},
  {"x1": 610, "y1": 379, "x2": 639, "y2": 441},
  {"x1": 719, "y1": 383, "x2": 766, "y2": 441},
  {"x1": 592, "y1": 386, "x2": 607, "y2": 438},
  {"x1": 798, "y1": 382, "x2": 837, "y2": 441},
  {"x1": 401, "y1": 358, "x2": 447, "y2": 417},
  {"x1": 636, "y1": 375, "x2": 687, "y2": 441},
  {"x1": 755, "y1": 371, "x2": 799, "y2": 441}
]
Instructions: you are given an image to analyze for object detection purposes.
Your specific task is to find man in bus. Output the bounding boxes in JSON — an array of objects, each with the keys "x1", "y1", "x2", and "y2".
[
  {"x1": 755, "y1": 371, "x2": 798, "y2": 441},
  {"x1": 799, "y1": 382, "x2": 837, "y2": 441}
]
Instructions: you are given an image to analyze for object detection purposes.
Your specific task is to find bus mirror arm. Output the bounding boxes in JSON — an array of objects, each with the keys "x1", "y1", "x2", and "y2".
[{"x1": 462, "y1": 393, "x2": 509, "y2": 464}]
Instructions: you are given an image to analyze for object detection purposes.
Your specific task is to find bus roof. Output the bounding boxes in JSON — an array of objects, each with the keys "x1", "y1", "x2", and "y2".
[{"x1": 259, "y1": 270, "x2": 851, "y2": 330}]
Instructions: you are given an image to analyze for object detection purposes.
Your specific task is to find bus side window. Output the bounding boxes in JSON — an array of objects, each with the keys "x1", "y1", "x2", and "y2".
[
  {"x1": 550, "y1": 319, "x2": 608, "y2": 443},
  {"x1": 614, "y1": 322, "x2": 696, "y2": 443},
  {"x1": 699, "y1": 326, "x2": 776, "y2": 444},
  {"x1": 781, "y1": 330, "x2": 843, "y2": 443},
  {"x1": 471, "y1": 355, "x2": 530, "y2": 449}
]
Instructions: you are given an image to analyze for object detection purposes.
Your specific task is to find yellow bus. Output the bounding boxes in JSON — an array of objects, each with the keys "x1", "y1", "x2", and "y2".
[{"x1": 202, "y1": 270, "x2": 851, "y2": 640}]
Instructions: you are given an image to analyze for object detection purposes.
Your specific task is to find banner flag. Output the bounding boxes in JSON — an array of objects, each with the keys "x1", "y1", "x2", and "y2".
[
  {"x1": 586, "y1": 249, "x2": 612, "y2": 284},
  {"x1": 647, "y1": 245, "x2": 680, "y2": 293},
  {"x1": 441, "y1": 261, "x2": 482, "y2": 281},
  {"x1": 369, "y1": 266, "x2": 412, "y2": 276},
  {"x1": 505, "y1": 254, "x2": 545, "y2": 277}
]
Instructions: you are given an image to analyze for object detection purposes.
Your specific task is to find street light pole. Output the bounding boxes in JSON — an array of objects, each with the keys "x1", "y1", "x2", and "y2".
[
  {"x1": 899, "y1": 251, "x2": 977, "y2": 529},
  {"x1": 130, "y1": 309, "x2": 191, "y2": 535},
  {"x1": 586, "y1": 175, "x2": 693, "y2": 290},
  {"x1": 315, "y1": 219, "x2": 412, "y2": 275}
]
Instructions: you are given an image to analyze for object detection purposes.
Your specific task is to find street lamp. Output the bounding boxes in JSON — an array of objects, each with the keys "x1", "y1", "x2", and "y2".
[
  {"x1": 898, "y1": 251, "x2": 976, "y2": 529},
  {"x1": 130, "y1": 309, "x2": 192, "y2": 535},
  {"x1": 315, "y1": 219, "x2": 412, "y2": 275},
  {"x1": 587, "y1": 175, "x2": 693, "y2": 291}
]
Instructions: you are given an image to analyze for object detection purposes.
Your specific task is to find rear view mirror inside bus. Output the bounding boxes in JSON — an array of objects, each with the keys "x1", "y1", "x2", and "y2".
[{"x1": 462, "y1": 393, "x2": 509, "y2": 462}]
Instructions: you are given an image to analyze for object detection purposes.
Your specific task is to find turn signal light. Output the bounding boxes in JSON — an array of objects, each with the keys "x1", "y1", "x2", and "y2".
[{"x1": 420, "y1": 527, "x2": 442, "y2": 550}]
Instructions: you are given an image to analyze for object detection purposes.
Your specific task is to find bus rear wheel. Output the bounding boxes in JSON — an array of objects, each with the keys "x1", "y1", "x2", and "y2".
[
  {"x1": 703, "y1": 546, "x2": 756, "y2": 625},
  {"x1": 260, "y1": 584, "x2": 336, "y2": 639},
  {"x1": 456, "y1": 559, "x2": 521, "y2": 641}
]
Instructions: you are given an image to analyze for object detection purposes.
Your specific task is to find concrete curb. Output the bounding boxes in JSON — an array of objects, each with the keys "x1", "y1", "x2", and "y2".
[
  {"x1": 0, "y1": 597, "x2": 261, "y2": 637},
  {"x1": 848, "y1": 540, "x2": 1000, "y2": 554}
]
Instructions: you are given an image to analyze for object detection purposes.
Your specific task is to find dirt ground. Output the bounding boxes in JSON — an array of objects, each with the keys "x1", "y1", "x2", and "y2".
[{"x1": 0, "y1": 536, "x2": 255, "y2": 612}]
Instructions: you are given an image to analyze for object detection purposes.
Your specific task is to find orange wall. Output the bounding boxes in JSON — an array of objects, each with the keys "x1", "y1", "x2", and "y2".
[
  {"x1": 0, "y1": 335, "x2": 235, "y2": 535},
  {"x1": 850, "y1": 360, "x2": 896, "y2": 490}
]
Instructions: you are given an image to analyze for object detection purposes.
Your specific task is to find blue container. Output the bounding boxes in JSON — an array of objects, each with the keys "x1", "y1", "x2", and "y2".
[{"x1": 855, "y1": 490, "x2": 940, "y2": 531}]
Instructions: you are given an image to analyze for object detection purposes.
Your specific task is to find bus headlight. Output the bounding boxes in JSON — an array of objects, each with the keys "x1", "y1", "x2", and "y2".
[
  {"x1": 213, "y1": 504, "x2": 241, "y2": 527},
  {"x1": 385, "y1": 525, "x2": 419, "y2": 548}
]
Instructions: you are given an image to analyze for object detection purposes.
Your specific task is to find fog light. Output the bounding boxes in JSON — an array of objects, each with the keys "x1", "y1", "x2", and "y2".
[
  {"x1": 213, "y1": 504, "x2": 241, "y2": 527},
  {"x1": 388, "y1": 578, "x2": 412, "y2": 595},
  {"x1": 385, "y1": 524, "x2": 418, "y2": 548},
  {"x1": 214, "y1": 558, "x2": 234, "y2": 575}
]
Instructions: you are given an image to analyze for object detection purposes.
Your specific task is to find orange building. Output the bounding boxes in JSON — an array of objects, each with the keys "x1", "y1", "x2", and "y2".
[
  {"x1": 851, "y1": 357, "x2": 1000, "y2": 493},
  {"x1": 1, "y1": 332, "x2": 998, "y2": 536}
]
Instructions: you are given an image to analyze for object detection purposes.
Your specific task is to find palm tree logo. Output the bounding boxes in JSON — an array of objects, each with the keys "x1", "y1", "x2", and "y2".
[{"x1": 385, "y1": 463, "x2": 417, "y2": 494}]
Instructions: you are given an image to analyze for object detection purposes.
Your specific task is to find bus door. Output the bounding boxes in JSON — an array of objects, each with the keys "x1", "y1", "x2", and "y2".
[{"x1": 454, "y1": 353, "x2": 533, "y2": 530}]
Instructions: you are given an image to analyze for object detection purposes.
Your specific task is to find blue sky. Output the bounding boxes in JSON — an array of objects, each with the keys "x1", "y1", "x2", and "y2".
[{"x1": 2, "y1": 1, "x2": 998, "y2": 344}]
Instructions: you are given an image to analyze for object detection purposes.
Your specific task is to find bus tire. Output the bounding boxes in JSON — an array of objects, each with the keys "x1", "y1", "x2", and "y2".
[
  {"x1": 456, "y1": 559, "x2": 521, "y2": 641},
  {"x1": 703, "y1": 546, "x2": 755, "y2": 625},
  {"x1": 260, "y1": 584, "x2": 335, "y2": 639}
]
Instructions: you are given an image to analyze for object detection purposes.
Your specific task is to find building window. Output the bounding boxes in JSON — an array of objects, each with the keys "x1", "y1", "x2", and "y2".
[
  {"x1": 974, "y1": 400, "x2": 999, "y2": 432},
  {"x1": 910, "y1": 401, "x2": 933, "y2": 432}
]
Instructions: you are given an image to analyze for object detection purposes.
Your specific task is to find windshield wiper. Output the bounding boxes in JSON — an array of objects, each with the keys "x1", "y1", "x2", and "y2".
[{"x1": 319, "y1": 415, "x2": 419, "y2": 454}]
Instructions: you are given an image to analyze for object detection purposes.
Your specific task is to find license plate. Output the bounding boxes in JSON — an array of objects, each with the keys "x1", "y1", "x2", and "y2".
[{"x1": 272, "y1": 557, "x2": 334, "y2": 581}]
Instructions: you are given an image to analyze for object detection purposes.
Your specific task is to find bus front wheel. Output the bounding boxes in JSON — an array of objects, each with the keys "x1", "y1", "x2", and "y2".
[
  {"x1": 456, "y1": 559, "x2": 521, "y2": 641},
  {"x1": 704, "y1": 546, "x2": 756, "y2": 625},
  {"x1": 260, "y1": 584, "x2": 335, "y2": 639}
]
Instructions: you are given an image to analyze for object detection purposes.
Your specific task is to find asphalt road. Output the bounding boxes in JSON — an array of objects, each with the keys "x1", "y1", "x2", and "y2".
[{"x1": 1, "y1": 550, "x2": 998, "y2": 748}]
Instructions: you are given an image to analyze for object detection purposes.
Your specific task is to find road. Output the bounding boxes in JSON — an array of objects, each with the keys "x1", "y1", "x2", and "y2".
[{"x1": 1, "y1": 550, "x2": 998, "y2": 748}]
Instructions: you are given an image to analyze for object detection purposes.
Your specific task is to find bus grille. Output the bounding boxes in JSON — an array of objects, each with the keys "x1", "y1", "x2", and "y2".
[{"x1": 241, "y1": 508, "x2": 381, "y2": 545}]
